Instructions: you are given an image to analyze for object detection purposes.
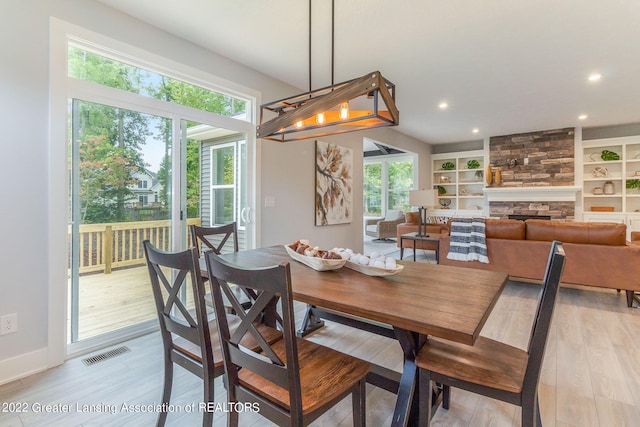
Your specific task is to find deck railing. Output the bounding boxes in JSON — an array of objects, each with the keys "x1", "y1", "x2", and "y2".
[{"x1": 73, "y1": 218, "x2": 201, "y2": 274}]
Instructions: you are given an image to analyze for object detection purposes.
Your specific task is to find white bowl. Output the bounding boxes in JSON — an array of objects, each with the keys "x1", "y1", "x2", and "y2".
[
  {"x1": 344, "y1": 260, "x2": 404, "y2": 276},
  {"x1": 284, "y1": 245, "x2": 346, "y2": 271}
]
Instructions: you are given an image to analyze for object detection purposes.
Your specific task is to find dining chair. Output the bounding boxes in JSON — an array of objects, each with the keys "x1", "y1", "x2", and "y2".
[
  {"x1": 416, "y1": 240, "x2": 566, "y2": 427},
  {"x1": 190, "y1": 222, "x2": 252, "y2": 313},
  {"x1": 204, "y1": 251, "x2": 371, "y2": 427},
  {"x1": 190, "y1": 222, "x2": 239, "y2": 257},
  {"x1": 143, "y1": 241, "x2": 281, "y2": 427}
]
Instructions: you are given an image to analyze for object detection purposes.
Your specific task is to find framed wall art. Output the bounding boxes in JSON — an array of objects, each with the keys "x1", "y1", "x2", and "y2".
[{"x1": 315, "y1": 140, "x2": 353, "y2": 226}]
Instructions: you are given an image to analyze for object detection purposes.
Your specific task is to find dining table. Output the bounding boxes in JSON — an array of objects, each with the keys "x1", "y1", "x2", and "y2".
[{"x1": 207, "y1": 245, "x2": 509, "y2": 427}]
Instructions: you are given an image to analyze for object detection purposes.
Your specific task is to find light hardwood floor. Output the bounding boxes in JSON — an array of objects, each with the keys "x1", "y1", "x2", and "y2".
[{"x1": 3, "y1": 278, "x2": 640, "y2": 426}]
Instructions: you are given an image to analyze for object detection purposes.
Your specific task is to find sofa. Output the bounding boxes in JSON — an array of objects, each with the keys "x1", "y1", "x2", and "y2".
[
  {"x1": 439, "y1": 219, "x2": 640, "y2": 307},
  {"x1": 396, "y1": 212, "x2": 450, "y2": 252},
  {"x1": 365, "y1": 210, "x2": 406, "y2": 241}
]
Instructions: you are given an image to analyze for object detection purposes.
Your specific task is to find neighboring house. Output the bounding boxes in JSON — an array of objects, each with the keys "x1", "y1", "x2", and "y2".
[{"x1": 129, "y1": 169, "x2": 162, "y2": 207}]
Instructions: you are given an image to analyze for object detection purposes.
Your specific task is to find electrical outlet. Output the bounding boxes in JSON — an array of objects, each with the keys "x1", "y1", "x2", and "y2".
[{"x1": 0, "y1": 313, "x2": 17, "y2": 335}]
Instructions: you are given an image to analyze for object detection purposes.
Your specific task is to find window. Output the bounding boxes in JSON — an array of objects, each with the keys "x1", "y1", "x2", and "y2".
[
  {"x1": 387, "y1": 160, "x2": 413, "y2": 211},
  {"x1": 68, "y1": 46, "x2": 248, "y2": 120},
  {"x1": 364, "y1": 155, "x2": 415, "y2": 217},
  {"x1": 138, "y1": 180, "x2": 147, "y2": 188}
]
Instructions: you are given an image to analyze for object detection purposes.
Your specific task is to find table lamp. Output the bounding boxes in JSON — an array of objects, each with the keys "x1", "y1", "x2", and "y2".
[{"x1": 409, "y1": 189, "x2": 438, "y2": 237}]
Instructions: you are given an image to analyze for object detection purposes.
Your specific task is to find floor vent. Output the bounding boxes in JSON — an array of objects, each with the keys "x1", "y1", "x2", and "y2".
[{"x1": 82, "y1": 346, "x2": 130, "y2": 366}]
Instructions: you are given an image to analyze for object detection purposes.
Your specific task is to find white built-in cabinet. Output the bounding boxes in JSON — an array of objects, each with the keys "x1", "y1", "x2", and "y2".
[
  {"x1": 581, "y1": 136, "x2": 640, "y2": 239},
  {"x1": 431, "y1": 150, "x2": 485, "y2": 217}
]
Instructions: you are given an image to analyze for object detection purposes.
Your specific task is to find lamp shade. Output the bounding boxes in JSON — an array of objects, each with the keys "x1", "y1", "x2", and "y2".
[{"x1": 409, "y1": 189, "x2": 438, "y2": 208}]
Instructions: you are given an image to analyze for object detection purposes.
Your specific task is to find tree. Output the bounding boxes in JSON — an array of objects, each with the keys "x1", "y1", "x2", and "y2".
[
  {"x1": 79, "y1": 136, "x2": 139, "y2": 223},
  {"x1": 70, "y1": 47, "x2": 151, "y2": 223}
]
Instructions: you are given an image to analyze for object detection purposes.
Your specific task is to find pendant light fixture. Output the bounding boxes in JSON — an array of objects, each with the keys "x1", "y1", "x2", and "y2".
[{"x1": 256, "y1": 0, "x2": 399, "y2": 142}]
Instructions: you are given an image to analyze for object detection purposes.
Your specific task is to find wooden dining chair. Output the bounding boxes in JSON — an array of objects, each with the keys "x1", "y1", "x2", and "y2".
[
  {"x1": 190, "y1": 222, "x2": 238, "y2": 257},
  {"x1": 143, "y1": 241, "x2": 281, "y2": 427},
  {"x1": 416, "y1": 240, "x2": 566, "y2": 427},
  {"x1": 204, "y1": 251, "x2": 371, "y2": 427},
  {"x1": 190, "y1": 222, "x2": 252, "y2": 313}
]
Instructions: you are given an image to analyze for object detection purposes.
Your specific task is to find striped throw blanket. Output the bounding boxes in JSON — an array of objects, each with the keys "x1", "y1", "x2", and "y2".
[{"x1": 446, "y1": 217, "x2": 489, "y2": 263}]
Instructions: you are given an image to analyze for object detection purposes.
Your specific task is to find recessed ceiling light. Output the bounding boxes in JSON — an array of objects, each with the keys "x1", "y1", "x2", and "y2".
[
  {"x1": 578, "y1": 114, "x2": 588, "y2": 120},
  {"x1": 472, "y1": 128, "x2": 479, "y2": 134},
  {"x1": 588, "y1": 73, "x2": 602, "y2": 82},
  {"x1": 438, "y1": 102, "x2": 448, "y2": 110}
]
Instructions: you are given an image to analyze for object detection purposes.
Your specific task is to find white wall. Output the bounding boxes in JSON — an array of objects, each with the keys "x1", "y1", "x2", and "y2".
[{"x1": 0, "y1": 0, "x2": 431, "y2": 382}]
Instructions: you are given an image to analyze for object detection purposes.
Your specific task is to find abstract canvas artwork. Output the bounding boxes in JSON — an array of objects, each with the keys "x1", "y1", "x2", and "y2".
[{"x1": 315, "y1": 140, "x2": 353, "y2": 226}]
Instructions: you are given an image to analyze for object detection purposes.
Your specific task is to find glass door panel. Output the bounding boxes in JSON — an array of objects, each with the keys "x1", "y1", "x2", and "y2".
[
  {"x1": 69, "y1": 99, "x2": 172, "y2": 342},
  {"x1": 182, "y1": 121, "x2": 248, "y2": 253}
]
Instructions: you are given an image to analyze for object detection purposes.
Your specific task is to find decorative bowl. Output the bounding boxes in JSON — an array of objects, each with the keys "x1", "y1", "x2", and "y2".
[
  {"x1": 284, "y1": 245, "x2": 346, "y2": 271},
  {"x1": 344, "y1": 260, "x2": 404, "y2": 276}
]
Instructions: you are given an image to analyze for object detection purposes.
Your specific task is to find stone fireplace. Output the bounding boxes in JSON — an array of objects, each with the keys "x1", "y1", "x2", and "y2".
[{"x1": 486, "y1": 128, "x2": 578, "y2": 220}]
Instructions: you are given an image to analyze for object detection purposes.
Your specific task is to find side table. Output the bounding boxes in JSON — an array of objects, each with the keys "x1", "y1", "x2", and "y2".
[{"x1": 399, "y1": 232, "x2": 441, "y2": 263}]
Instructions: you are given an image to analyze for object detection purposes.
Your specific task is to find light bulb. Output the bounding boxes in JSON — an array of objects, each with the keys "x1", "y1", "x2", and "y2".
[
  {"x1": 295, "y1": 120, "x2": 304, "y2": 128},
  {"x1": 316, "y1": 112, "x2": 326, "y2": 125},
  {"x1": 339, "y1": 102, "x2": 349, "y2": 119}
]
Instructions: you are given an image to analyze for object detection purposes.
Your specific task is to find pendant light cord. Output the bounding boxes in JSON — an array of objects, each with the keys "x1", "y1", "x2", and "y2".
[
  {"x1": 308, "y1": 0, "x2": 336, "y2": 92},
  {"x1": 308, "y1": 0, "x2": 312, "y2": 94},
  {"x1": 331, "y1": 0, "x2": 335, "y2": 86}
]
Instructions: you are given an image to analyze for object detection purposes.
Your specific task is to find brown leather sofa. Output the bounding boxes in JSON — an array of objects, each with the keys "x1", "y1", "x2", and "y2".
[
  {"x1": 439, "y1": 219, "x2": 640, "y2": 307},
  {"x1": 396, "y1": 212, "x2": 450, "y2": 252}
]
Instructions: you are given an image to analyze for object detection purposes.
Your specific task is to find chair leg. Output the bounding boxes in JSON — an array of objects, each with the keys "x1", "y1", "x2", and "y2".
[
  {"x1": 442, "y1": 384, "x2": 450, "y2": 410},
  {"x1": 521, "y1": 393, "x2": 537, "y2": 427},
  {"x1": 202, "y1": 373, "x2": 214, "y2": 427},
  {"x1": 227, "y1": 404, "x2": 238, "y2": 427},
  {"x1": 352, "y1": 380, "x2": 366, "y2": 427},
  {"x1": 418, "y1": 369, "x2": 433, "y2": 426},
  {"x1": 157, "y1": 358, "x2": 173, "y2": 427},
  {"x1": 626, "y1": 290, "x2": 634, "y2": 307}
]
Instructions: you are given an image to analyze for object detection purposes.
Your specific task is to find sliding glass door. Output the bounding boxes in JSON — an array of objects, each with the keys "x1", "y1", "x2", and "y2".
[
  {"x1": 69, "y1": 99, "x2": 173, "y2": 342},
  {"x1": 65, "y1": 44, "x2": 256, "y2": 351}
]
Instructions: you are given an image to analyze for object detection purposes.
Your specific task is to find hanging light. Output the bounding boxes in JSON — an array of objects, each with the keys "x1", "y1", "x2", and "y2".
[
  {"x1": 339, "y1": 102, "x2": 349, "y2": 119},
  {"x1": 256, "y1": 0, "x2": 399, "y2": 142}
]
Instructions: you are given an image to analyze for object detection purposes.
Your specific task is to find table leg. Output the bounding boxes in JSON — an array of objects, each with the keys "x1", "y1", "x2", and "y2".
[
  {"x1": 400, "y1": 238, "x2": 405, "y2": 260},
  {"x1": 296, "y1": 304, "x2": 325, "y2": 337},
  {"x1": 391, "y1": 328, "x2": 428, "y2": 427},
  {"x1": 435, "y1": 240, "x2": 440, "y2": 264},
  {"x1": 413, "y1": 240, "x2": 417, "y2": 262}
]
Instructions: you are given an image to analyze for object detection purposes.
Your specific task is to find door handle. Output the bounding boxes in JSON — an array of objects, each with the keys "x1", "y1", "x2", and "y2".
[{"x1": 241, "y1": 207, "x2": 250, "y2": 223}]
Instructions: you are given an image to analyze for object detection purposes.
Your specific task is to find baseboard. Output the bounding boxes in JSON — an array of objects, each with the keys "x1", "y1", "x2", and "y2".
[{"x1": 0, "y1": 348, "x2": 49, "y2": 386}]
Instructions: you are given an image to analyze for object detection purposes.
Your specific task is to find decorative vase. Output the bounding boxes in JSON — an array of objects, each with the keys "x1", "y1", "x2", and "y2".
[
  {"x1": 494, "y1": 167, "x2": 502, "y2": 185},
  {"x1": 604, "y1": 180, "x2": 615, "y2": 195},
  {"x1": 485, "y1": 165, "x2": 493, "y2": 185}
]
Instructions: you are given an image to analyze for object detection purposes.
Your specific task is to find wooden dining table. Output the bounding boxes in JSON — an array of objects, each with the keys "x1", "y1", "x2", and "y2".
[{"x1": 209, "y1": 245, "x2": 509, "y2": 427}]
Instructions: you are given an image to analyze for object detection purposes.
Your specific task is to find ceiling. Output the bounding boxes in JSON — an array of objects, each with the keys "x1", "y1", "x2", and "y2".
[{"x1": 97, "y1": 0, "x2": 640, "y2": 145}]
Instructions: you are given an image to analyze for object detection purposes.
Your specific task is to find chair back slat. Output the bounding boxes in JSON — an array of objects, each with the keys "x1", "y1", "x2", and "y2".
[
  {"x1": 227, "y1": 344, "x2": 290, "y2": 387},
  {"x1": 190, "y1": 223, "x2": 239, "y2": 257},
  {"x1": 204, "y1": 251, "x2": 304, "y2": 415},
  {"x1": 523, "y1": 240, "x2": 566, "y2": 393},
  {"x1": 143, "y1": 240, "x2": 213, "y2": 362}
]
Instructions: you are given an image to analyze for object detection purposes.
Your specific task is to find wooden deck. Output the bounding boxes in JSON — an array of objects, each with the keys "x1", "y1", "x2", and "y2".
[{"x1": 76, "y1": 266, "x2": 160, "y2": 340}]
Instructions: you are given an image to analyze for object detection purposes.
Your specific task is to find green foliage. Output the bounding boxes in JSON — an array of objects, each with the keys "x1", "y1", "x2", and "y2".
[
  {"x1": 79, "y1": 136, "x2": 139, "y2": 223},
  {"x1": 442, "y1": 161, "x2": 455, "y2": 170},
  {"x1": 363, "y1": 163, "x2": 382, "y2": 216},
  {"x1": 626, "y1": 179, "x2": 640, "y2": 189},
  {"x1": 601, "y1": 150, "x2": 620, "y2": 161},
  {"x1": 467, "y1": 159, "x2": 480, "y2": 169},
  {"x1": 69, "y1": 46, "x2": 248, "y2": 224}
]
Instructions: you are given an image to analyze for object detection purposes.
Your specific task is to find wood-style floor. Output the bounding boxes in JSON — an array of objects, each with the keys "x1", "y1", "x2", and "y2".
[{"x1": 3, "y1": 265, "x2": 640, "y2": 425}]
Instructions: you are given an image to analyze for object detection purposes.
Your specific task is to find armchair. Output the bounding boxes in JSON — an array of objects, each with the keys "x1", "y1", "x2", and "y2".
[{"x1": 365, "y1": 210, "x2": 405, "y2": 241}]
